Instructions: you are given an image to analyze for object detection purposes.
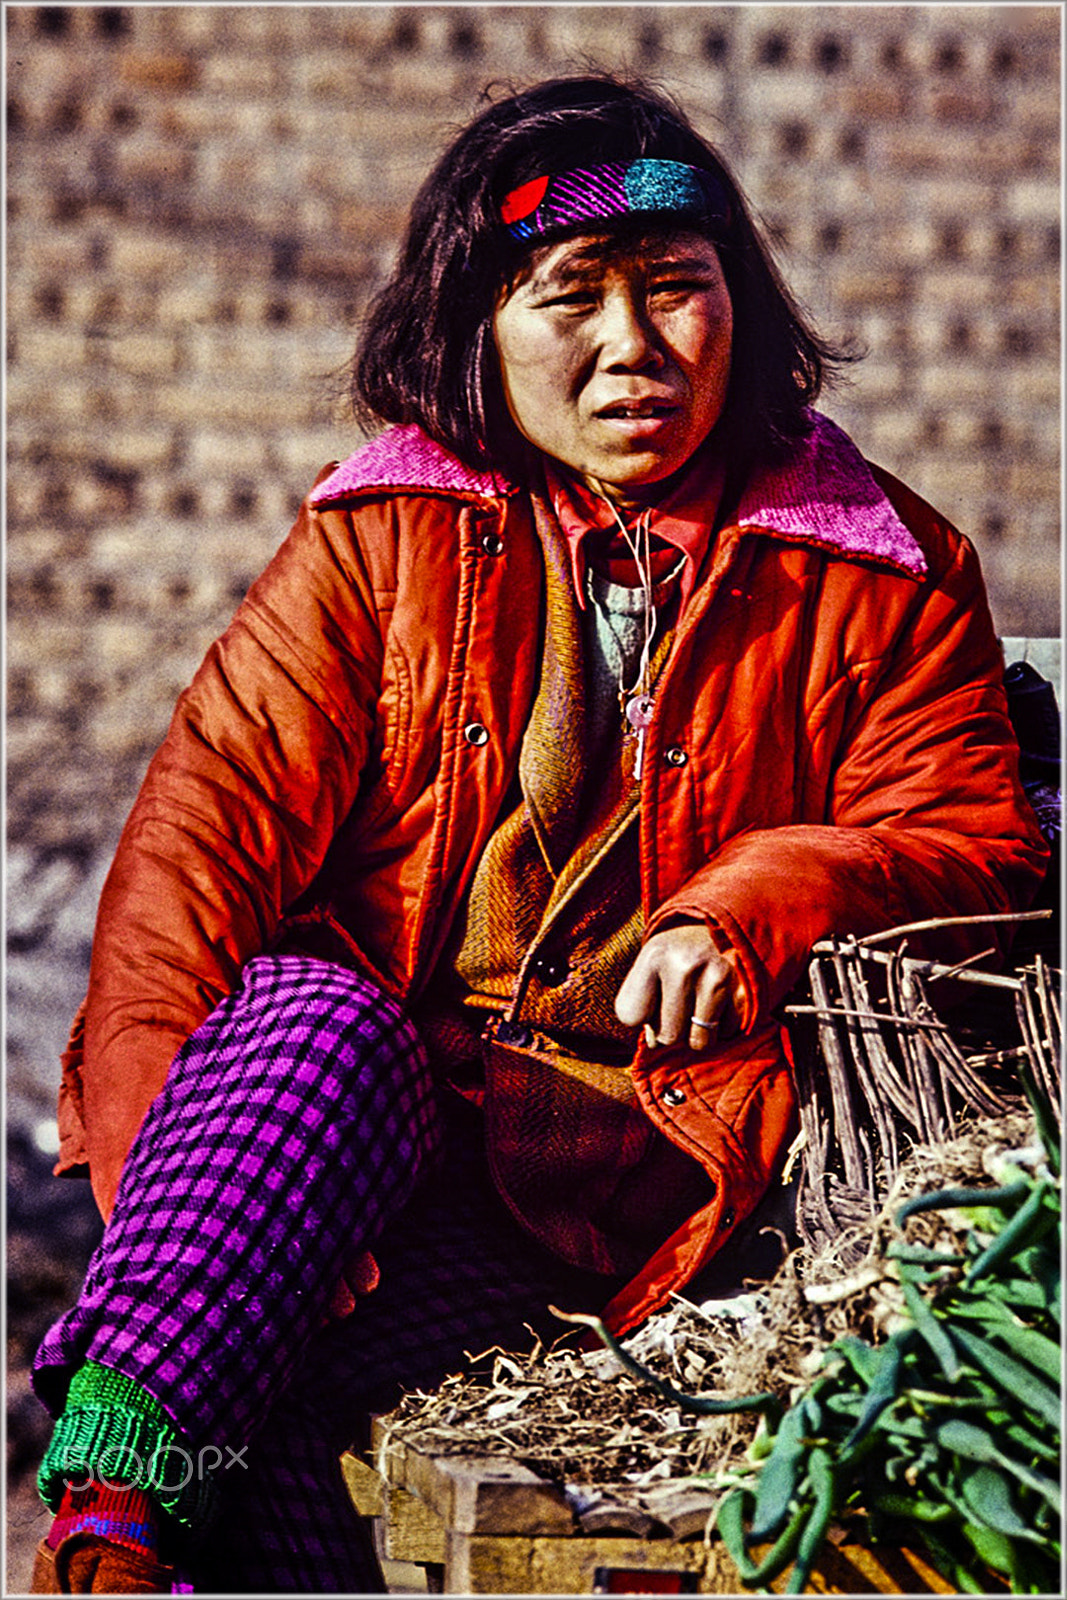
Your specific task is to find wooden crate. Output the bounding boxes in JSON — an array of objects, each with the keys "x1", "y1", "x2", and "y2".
[{"x1": 341, "y1": 1426, "x2": 955, "y2": 1596}]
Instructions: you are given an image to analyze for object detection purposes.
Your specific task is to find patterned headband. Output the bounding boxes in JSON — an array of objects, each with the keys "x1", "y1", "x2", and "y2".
[{"x1": 500, "y1": 158, "x2": 731, "y2": 241}]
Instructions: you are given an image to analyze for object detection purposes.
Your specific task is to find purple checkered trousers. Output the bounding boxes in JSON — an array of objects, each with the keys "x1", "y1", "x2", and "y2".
[{"x1": 33, "y1": 954, "x2": 619, "y2": 1592}]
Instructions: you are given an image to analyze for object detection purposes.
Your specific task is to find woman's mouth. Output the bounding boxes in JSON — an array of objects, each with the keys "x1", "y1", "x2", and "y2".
[
  {"x1": 594, "y1": 398, "x2": 682, "y2": 443},
  {"x1": 596, "y1": 397, "x2": 679, "y2": 421}
]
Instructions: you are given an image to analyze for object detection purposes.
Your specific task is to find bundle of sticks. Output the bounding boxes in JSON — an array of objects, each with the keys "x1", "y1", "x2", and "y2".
[{"x1": 786, "y1": 911, "x2": 1061, "y2": 1255}]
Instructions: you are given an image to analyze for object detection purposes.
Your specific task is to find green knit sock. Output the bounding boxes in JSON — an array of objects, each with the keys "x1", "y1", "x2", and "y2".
[{"x1": 38, "y1": 1362, "x2": 219, "y2": 1535}]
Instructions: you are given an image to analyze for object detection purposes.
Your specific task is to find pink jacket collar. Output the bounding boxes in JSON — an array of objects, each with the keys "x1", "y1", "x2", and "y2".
[
  {"x1": 310, "y1": 412, "x2": 927, "y2": 577},
  {"x1": 311, "y1": 425, "x2": 516, "y2": 502}
]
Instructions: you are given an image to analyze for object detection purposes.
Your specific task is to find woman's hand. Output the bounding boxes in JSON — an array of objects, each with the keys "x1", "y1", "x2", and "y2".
[{"x1": 615, "y1": 921, "x2": 742, "y2": 1052}]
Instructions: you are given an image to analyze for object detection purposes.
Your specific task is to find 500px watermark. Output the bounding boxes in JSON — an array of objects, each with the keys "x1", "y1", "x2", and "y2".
[{"x1": 61, "y1": 1442, "x2": 247, "y2": 1493}]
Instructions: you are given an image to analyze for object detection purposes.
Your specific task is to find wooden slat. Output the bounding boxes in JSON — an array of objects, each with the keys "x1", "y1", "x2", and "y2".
[
  {"x1": 443, "y1": 1531, "x2": 956, "y2": 1596},
  {"x1": 406, "y1": 1451, "x2": 574, "y2": 1536},
  {"x1": 381, "y1": 1485, "x2": 447, "y2": 1566},
  {"x1": 341, "y1": 1447, "x2": 447, "y2": 1566},
  {"x1": 351, "y1": 1430, "x2": 957, "y2": 1593},
  {"x1": 445, "y1": 1529, "x2": 709, "y2": 1594},
  {"x1": 339, "y1": 1450, "x2": 383, "y2": 1516}
]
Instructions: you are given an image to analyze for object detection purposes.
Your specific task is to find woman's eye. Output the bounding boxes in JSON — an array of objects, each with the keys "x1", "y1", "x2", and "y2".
[
  {"x1": 543, "y1": 291, "x2": 597, "y2": 309},
  {"x1": 650, "y1": 278, "x2": 707, "y2": 298}
]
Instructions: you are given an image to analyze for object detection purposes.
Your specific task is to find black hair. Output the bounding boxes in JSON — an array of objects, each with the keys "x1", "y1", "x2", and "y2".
[{"x1": 351, "y1": 74, "x2": 854, "y2": 483}]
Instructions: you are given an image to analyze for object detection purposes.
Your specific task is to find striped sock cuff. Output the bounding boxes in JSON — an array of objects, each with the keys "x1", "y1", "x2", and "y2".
[
  {"x1": 47, "y1": 1480, "x2": 159, "y2": 1556},
  {"x1": 37, "y1": 1362, "x2": 219, "y2": 1533}
]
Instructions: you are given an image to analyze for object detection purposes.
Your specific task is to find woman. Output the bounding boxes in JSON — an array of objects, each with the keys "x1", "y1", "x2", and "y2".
[{"x1": 31, "y1": 75, "x2": 1044, "y2": 1594}]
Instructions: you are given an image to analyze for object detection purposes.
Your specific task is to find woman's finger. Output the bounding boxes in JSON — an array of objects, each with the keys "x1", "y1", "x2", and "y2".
[
  {"x1": 688, "y1": 964, "x2": 728, "y2": 1052},
  {"x1": 655, "y1": 956, "x2": 696, "y2": 1047},
  {"x1": 614, "y1": 947, "x2": 661, "y2": 1032}
]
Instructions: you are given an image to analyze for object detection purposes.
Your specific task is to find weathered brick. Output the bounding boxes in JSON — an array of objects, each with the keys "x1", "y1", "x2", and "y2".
[
  {"x1": 841, "y1": 83, "x2": 909, "y2": 121},
  {"x1": 117, "y1": 50, "x2": 200, "y2": 93},
  {"x1": 148, "y1": 377, "x2": 318, "y2": 430},
  {"x1": 14, "y1": 326, "x2": 89, "y2": 371},
  {"x1": 270, "y1": 428, "x2": 368, "y2": 481},
  {"x1": 981, "y1": 547, "x2": 1060, "y2": 637},
  {"x1": 106, "y1": 330, "x2": 182, "y2": 377},
  {"x1": 913, "y1": 461, "x2": 995, "y2": 510},
  {"x1": 96, "y1": 428, "x2": 178, "y2": 472},
  {"x1": 848, "y1": 409, "x2": 923, "y2": 459},
  {"x1": 185, "y1": 430, "x2": 272, "y2": 478},
  {"x1": 928, "y1": 86, "x2": 997, "y2": 124},
  {"x1": 1006, "y1": 461, "x2": 1060, "y2": 503},
  {"x1": 916, "y1": 362, "x2": 1002, "y2": 405},
  {"x1": 197, "y1": 52, "x2": 284, "y2": 99},
  {"x1": 154, "y1": 281, "x2": 225, "y2": 324},
  {"x1": 744, "y1": 72, "x2": 844, "y2": 124},
  {"x1": 112, "y1": 140, "x2": 196, "y2": 188},
  {"x1": 916, "y1": 270, "x2": 998, "y2": 310},
  {"x1": 1002, "y1": 178, "x2": 1061, "y2": 224},
  {"x1": 843, "y1": 355, "x2": 909, "y2": 403},
  {"x1": 833, "y1": 270, "x2": 912, "y2": 309},
  {"x1": 132, "y1": 5, "x2": 220, "y2": 52},
  {"x1": 1000, "y1": 365, "x2": 1061, "y2": 407},
  {"x1": 108, "y1": 227, "x2": 196, "y2": 281}
]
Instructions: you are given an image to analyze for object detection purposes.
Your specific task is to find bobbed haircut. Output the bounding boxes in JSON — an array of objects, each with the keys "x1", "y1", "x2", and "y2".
[{"x1": 352, "y1": 74, "x2": 853, "y2": 483}]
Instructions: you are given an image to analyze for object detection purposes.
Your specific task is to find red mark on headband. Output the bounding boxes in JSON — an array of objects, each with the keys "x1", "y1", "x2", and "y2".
[{"x1": 501, "y1": 175, "x2": 550, "y2": 225}]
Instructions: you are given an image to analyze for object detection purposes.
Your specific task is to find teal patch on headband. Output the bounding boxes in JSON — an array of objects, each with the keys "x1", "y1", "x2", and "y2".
[{"x1": 624, "y1": 159, "x2": 707, "y2": 214}]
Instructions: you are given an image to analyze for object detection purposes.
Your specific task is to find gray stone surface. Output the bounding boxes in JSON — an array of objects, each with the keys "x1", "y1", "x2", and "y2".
[
  {"x1": 6, "y1": 841, "x2": 110, "y2": 1593},
  {"x1": 7, "y1": 845, "x2": 110, "y2": 1139}
]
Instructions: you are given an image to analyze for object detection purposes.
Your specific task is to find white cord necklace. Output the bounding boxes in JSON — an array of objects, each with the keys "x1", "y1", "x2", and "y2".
[{"x1": 605, "y1": 501, "x2": 657, "y2": 780}]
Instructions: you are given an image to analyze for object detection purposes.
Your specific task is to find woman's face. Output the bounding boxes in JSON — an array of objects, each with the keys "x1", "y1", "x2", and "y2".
[{"x1": 492, "y1": 228, "x2": 733, "y2": 494}]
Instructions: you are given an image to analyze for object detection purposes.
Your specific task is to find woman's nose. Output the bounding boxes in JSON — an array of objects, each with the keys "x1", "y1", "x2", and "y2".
[{"x1": 597, "y1": 288, "x2": 664, "y2": 369}]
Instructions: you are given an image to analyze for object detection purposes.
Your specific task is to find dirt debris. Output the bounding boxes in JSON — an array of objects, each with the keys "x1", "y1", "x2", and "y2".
[{"x1": 378, "y1": 1108, "x2": 1038, "y2": 1495}]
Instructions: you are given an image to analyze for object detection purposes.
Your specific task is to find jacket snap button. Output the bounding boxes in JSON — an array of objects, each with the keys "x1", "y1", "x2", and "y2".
[
  {"x1": 532, "y1": 952, "x2": 569, "y2": 987},
  {"x1": 662, "y1": 1085, "x2": 686, "y2": 1107},
  {"x1": 664, "y1": 746, "x2": 688, "y2": 767},
  {"x1": 497, "y1": 1019, "x2": 534, "y2": 1048},
  {"x1": 463, "y1": 722, "x2": 489, "y2": 746},
  {"x1": 481, "y1": 532, "x2": 504, "y2": 556}
]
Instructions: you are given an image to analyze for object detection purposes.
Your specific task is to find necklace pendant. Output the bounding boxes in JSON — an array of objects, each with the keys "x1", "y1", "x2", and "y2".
[
  {"x1": 625, "y1": 693, "x2": 655, "y2": 731},
  {"x1": 633, "y1": 725, "x2": 647, "y2": 781}
]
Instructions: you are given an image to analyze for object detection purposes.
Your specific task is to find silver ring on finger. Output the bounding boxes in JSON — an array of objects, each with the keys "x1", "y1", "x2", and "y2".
[{"x1": 689, "y1": 1016, "x2": 717, "y2": 1031}]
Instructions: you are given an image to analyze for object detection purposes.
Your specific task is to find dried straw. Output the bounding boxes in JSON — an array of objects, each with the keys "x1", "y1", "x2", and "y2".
[{"x1": 379, "y1": 1109, "x2": 1039, "y2": 1497}]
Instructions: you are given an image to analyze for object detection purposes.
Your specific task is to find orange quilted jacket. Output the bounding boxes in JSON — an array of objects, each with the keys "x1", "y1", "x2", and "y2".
[{"x1": 55, "y1": 413, "x2": 1046, "y2": 1331}]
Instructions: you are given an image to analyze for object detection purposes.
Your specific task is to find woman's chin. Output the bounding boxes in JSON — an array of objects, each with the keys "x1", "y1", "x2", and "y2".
[{"x1": 574, "y1": 443, "x2": 706, "y2": 499}]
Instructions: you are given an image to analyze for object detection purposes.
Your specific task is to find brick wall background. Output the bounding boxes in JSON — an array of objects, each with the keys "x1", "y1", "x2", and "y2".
[
  {"x1": 6, "y1": 0, "x2": 1061, "y2": 1118},
  {"x1": 3, "y1": 6, "x2": 1061, "y2": 1581}
]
